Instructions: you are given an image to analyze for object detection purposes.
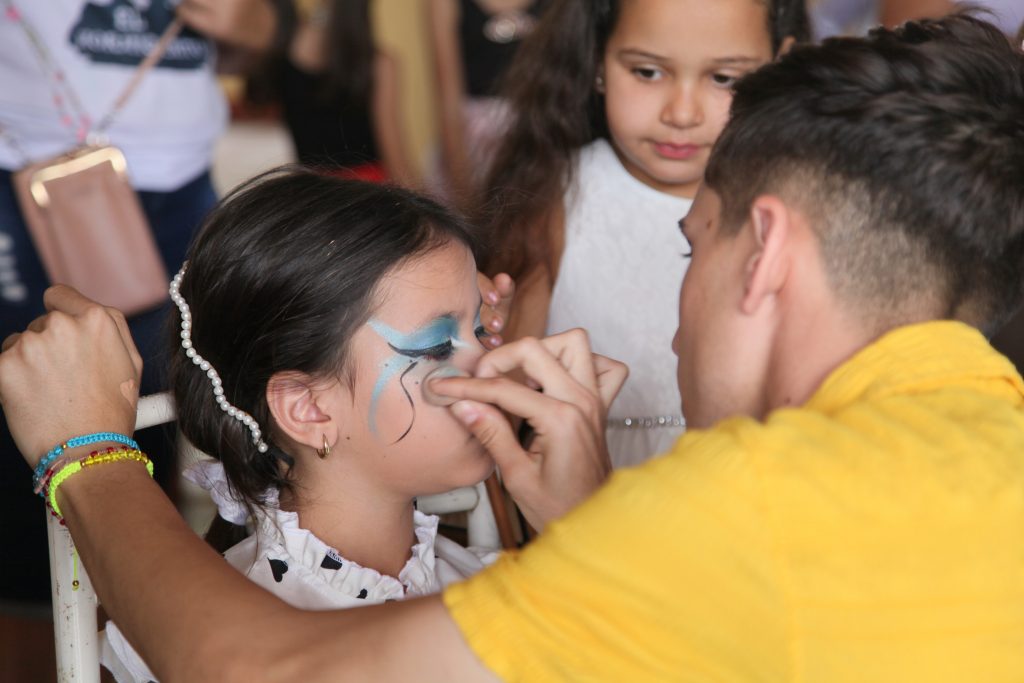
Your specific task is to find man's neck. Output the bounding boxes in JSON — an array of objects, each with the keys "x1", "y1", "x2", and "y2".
[{"x1": 763, "y1": 292, "x2": 881, "y2": 417}]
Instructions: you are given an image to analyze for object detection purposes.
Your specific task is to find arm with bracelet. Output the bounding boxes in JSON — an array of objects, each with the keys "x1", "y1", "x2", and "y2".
[{"x1": 0, "y1": 285, "x2": 623, "y2": 682}]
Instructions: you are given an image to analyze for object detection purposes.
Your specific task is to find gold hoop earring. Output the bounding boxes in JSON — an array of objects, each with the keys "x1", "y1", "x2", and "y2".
[{"x1": 316, "y1": 434, "x2": 330, "y2": 459}]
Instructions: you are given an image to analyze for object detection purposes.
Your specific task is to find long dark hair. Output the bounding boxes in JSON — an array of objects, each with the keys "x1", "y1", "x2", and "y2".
[
  {"x1": 251, "y1": 0, "x2": 376, "y2": 107},
  {"x1": 478, "y1": 0, "x2": 810, "y2": 280},
  {"x1": 320, "y1": 0, "x2": 376, "y2": 105},
  {"x1": 169, "y1": 169, "x2": 478, "y2": 550}
]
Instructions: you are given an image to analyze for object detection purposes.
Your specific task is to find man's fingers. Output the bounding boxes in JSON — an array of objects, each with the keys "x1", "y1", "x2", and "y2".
[
  {"x1": 24, "y1": 313, "x2": 50, "y2": 335},
  {"x1": 547, "y1": 329, "x2": 598, "y2": 394},
  {"x1": 106, "y1": 306, "x2": 143, "y2": 377},
  {"x1": 593, "y1": 354, "x2": 628, "y2": 409},
  {"x1": 474, "y1": 332, "x2": 599, "y2": 400},
  {"x1": 41, "y1": 286, "x2": 144, "y2": 376},
  {"x1": 42, "y1": 284, "x2": 98, "y2": 316},
  {"x1": 449, "y1": 400, "x2": 536, "y2": 479},
  {"x1": 434, "y1": 375, "x2": 586, "y2": 425},
  {"x1": 1, "y1": 332, "x2": 20, "y2": 352}
]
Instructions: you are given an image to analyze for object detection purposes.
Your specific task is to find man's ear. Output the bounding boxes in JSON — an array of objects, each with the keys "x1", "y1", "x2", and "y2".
[
  {"x1": 740, "y1": 195, "x2": 792, "y2": 315},
  {"x1": 776, "y1": 35, "x2": 797, "y2": 58},
  {"x1": 266, "y1": 372, "x2": 343, "y2": 453}
]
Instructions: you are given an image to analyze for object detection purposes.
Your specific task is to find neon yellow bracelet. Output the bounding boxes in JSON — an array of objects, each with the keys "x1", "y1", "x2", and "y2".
[{"x1": 47, "y1": 449, "x2": 153, "y2": 519}]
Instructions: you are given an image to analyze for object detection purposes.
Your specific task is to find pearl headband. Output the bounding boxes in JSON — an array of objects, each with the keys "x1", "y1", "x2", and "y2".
[{"x1": 170, "y1": 263, "x2": 269, "y2": 454}]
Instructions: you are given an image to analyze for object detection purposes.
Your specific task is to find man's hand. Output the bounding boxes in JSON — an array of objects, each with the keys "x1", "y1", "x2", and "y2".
[
  {"x1": 428, "y1": 330, "x2": 627, "y2": 530},
  {"x1": 177, "y1": 0, "x2": 277, "y2": 52},
  {"x1": 476, "y1": 272, "x2": 514, "y2": 349},
  {"x1": 0, "y1": 286, "x2": 142, "y2": 467}
]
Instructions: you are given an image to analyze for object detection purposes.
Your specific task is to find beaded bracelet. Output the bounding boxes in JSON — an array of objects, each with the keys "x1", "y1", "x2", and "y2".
[
  {"x1": 33, "y1": 432, "x2": 138, "y2": 490},
  {"x1": 46, "y1": 448, "x2": 153, "y2": 520},
  {"x1": 35, "y1": 445, "x2": 127, "y2": 497}
]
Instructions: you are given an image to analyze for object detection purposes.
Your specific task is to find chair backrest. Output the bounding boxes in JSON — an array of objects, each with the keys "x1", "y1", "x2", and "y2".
[{"x1": 48, "y1": 392, "x2": 500, "y2": 682}]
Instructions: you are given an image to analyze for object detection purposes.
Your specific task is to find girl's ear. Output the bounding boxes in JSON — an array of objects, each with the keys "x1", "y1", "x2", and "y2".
[
  {"x1": 266, "y1": 372, "x2": 347, "y2": 454},
  {"x1": 776, "y1": 35, "x2": 797, "y2": 58}
]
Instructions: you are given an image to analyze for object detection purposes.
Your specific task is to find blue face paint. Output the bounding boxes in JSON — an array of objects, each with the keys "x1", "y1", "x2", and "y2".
[
  {"x1": 367, "y1": 356, "x2": 410, "y2": 437},
  {"x1": 366, "y1": 316, "x2": 469, "y2": 438},
  {"x1": 369, "y1": 316, "x2": 463, "y2": 360}
]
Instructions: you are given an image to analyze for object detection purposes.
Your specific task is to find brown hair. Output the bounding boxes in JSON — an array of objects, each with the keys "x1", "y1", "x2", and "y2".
[{"x1": 477, "y1": 0, "x2": 810, "y2": 281}]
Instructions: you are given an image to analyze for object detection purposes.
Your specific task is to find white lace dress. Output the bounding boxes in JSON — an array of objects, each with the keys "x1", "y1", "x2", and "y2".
[{"x1": 547, "y1": 139, "x2": 693, "y2": 468}]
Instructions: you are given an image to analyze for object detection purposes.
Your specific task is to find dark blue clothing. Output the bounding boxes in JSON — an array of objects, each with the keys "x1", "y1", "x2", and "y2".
[{"x1": 0, "y1": 168, "x2": 216, "y2": 605}]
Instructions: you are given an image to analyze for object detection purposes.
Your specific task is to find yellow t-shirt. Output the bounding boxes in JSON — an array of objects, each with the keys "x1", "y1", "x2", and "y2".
[{"x1": 444, "y1": 321, "x2": 1024, "y2": 682}]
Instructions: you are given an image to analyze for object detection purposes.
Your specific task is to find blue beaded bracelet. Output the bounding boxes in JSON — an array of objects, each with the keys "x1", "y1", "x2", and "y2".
[{"x1": 33, "y1": 432, "x2": 139, "y2": 491}]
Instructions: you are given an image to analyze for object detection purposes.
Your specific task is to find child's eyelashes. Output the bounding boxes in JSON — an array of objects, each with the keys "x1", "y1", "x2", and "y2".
[
  {"x1": 632, "y1": 66, "x2": 664, "y2": 82},
  {"x1": 710, "y1": 72, "x2": 741, "y2": 88},
  {"x1": 474, "y1": 325, "x2": 488, "y2": 341},
  {"x1": 681, "y1": 249, "x2": 693, "y2": 260},
  {"x1": 390, "y1": 341, "x2": 455, "y2": 362}
]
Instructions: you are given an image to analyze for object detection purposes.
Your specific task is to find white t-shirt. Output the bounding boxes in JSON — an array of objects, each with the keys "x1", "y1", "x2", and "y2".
[
  {"x1": 0, "y1": 1, "x2": 226, "y2": 191},
  {"x1": 102, "y1": 503, "x2": 500, "y2": 682}
]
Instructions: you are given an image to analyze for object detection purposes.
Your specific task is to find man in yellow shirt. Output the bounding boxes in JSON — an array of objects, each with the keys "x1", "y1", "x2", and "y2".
[{"x1": 1, "y1": 12, "x2": 1022, "y2": 683}]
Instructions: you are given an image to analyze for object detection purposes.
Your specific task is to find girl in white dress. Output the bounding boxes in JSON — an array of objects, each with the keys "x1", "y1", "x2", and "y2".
[
  {"x1": 102, "y1": 170, "x2": 499, "y2": 681},
  {"x1": 479, "y1": 0, "x2": 810, "y2": 467}
]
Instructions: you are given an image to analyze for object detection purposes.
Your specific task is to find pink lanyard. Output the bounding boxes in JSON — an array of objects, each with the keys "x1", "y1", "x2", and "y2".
[{"x1": 1, "y1": 1, "x2": 183, "y2": 146}]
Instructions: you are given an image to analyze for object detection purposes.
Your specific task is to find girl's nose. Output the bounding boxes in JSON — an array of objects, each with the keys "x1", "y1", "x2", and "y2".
[{"x1": 662, "y1": 83, "x2": 703, "y2": 129}]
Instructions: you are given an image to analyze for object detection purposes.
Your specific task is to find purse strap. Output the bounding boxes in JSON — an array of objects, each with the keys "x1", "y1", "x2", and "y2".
[
  {"x1": 1, "y1": 2, "x2": 183, "y2": 147},
  {"x1": 94, "y1": 17, "x2": 184, "y2": 135}
]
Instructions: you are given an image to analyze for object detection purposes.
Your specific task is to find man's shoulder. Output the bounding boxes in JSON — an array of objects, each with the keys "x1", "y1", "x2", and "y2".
[{"x1": 646, "y1": 385, "x2": 1024, "y2": 523}]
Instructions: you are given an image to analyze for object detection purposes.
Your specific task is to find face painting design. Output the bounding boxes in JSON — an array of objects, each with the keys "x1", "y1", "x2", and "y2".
[{"x1": 366, "y1": 312, "x2": 485, "y2": 442}]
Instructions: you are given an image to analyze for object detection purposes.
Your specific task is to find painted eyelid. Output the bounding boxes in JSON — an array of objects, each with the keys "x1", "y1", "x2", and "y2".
[
  {"x1": 389, "y1": 340, "x2": 454, "y2": 360},
  {"x1": 369, "y1": 317, "x2": 459, "y2": 351}
]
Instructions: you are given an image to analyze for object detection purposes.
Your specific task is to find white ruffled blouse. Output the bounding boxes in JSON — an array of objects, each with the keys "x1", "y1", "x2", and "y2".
[{"x1": 101, "y1": 488, "x2": 499, "y2": 682}]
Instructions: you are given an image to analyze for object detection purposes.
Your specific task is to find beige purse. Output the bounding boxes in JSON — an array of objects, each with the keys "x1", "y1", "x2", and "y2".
[
  {"x1": 12, "y1": 146, "x2": 168, "y2": 315},
  {"x1": 6, "y1": 14, "x2": 183, "y2": 315}
]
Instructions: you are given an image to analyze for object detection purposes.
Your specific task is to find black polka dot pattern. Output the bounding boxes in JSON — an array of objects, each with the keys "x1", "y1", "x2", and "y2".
[
  {"x1": 321, "y1": 554, "x2": 343, "y2": 570},
  {"x1": 269, "y1": 558, "x2": 288, "y2": 583}
]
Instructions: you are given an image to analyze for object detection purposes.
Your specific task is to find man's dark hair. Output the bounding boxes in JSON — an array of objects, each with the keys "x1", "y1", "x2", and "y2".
[{"x1": 706, "y1": 14, "x2": 1024, "y2": 334}]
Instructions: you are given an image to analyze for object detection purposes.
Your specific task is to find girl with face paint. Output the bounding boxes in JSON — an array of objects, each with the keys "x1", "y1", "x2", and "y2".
[{"x1": 100, "y1": 170, "x2": 499, "y2": 683}]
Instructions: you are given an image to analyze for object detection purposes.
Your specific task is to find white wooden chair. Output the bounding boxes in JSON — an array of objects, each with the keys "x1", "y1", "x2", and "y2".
[{"x1": 47, "y1": 392, "x2": 500, "y2": 682}]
